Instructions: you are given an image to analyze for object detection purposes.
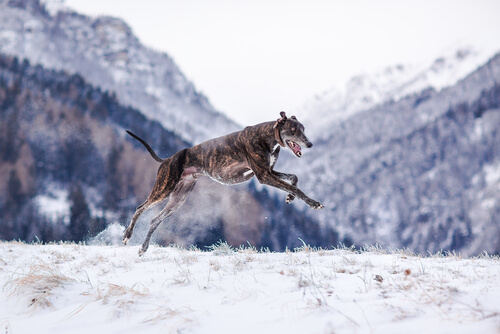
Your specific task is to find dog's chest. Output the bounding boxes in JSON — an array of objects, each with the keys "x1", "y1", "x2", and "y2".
[{"x1": 269, "y1": 143, "x2": 280, "y2": 167}]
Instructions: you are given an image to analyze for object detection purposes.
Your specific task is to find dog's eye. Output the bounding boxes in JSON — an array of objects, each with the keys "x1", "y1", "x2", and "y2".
[{"x1": 291, "y1": 127, "x2": 296, "y2": 133}]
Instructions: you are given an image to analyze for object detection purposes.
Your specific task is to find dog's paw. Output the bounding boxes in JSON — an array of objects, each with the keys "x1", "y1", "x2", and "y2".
[
  {"x1": 314, "y1": 203, "x2": 325, "y2": 210},
  {"x1": 285, "y1": 194, "x2": 295, "y2": 204},
  {"x1": 308, "y1": 200, "x2": 325, "y2": 210},
  {"x1": 138, "y1": 248, "x2": 146, "y2": 256},
  {"x1": 122, "y1": 230, "x2": 132, "y2": 245}
]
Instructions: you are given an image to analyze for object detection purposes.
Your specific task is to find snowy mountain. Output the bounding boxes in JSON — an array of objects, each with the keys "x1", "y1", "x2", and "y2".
[
  {"x1": 287, "y1": 51, "x2": 500, "y2": 256},
  {"x1": 0, "y1": 0, "x2": 239, "y2": 143},
  {"x1": 298, "y1": 45, "x2": 496, "y2": 140},
  {"x1": 0, "y1": 0, "x2": 340, "y2": 252}
]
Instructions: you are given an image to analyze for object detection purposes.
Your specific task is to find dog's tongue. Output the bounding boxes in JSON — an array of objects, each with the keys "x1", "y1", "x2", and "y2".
[{"x1": 290, "y1": 141, "x2": 302, "y2": 157}]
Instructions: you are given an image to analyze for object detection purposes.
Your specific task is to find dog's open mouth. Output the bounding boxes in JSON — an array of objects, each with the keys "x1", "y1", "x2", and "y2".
[{"x1": 286, "y1": 140, "x2": 302, "y2": 157}]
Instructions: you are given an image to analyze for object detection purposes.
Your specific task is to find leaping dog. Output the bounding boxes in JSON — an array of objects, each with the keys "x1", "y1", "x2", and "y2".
[{"x1": 123, "y1": 112, "x2": 324, "y2": 255}]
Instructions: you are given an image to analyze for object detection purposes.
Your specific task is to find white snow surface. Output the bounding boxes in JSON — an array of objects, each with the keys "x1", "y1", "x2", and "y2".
[{"x1": 1, "y1": 241, "x2": 499, "y2": 333}]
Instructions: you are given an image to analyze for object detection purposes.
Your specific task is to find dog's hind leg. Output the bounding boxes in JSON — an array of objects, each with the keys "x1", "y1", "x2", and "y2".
[
  {"x1": 139, "y1": 177, "x2": 197, "y2": 256},
  {"x1": 123, "y1": 200, "x2": 159, "y2": 245}
]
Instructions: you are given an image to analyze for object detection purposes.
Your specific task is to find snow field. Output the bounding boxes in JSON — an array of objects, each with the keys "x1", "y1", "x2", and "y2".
[{"x1": 1, "y1": 241, "x2": 499, "y2": 333}]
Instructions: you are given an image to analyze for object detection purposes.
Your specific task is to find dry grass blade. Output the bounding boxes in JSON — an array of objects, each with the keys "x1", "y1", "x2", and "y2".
[
  {"x1": 106, "y1": 283, "x2": 150, "y2": 297},
  {"x1": 97, "y1": 282, "x2": 150, "y2": 305},
  {"x1": 8, "y1": 263, "x2": 74, "y2": 311},
  {"x1": 142, "y1": 305, "x2": 180, "y2": 323}
]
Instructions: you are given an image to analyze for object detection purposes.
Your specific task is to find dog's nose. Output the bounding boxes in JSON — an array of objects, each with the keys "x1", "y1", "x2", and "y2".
[{"x1": 306, "y1": 142, "x2": 313, "y2": 148}]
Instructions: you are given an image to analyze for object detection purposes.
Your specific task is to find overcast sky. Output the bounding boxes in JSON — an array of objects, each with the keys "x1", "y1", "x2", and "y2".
[{"x1": 63, "y1": 0, "x2": 500, "y2": 125}]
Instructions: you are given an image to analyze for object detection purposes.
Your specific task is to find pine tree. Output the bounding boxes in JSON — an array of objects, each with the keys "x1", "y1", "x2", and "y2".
[
  {"x1": 0, "y1": 170, "x2": 25, "y2": 239},
  {"x1": 104, "y1": 144, "x2": 122, "y2": 210},
  {"x1": 68, "y1": 183, "x2": 90, "y2": 242}
]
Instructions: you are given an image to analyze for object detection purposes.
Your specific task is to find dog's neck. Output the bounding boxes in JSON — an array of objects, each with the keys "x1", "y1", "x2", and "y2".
[
  {"x1": 245, "y1": 121, "x2": 284, "y2": 153},
  {"x1": 273, "y1": 120, "x2": 285, "y2": 147}
]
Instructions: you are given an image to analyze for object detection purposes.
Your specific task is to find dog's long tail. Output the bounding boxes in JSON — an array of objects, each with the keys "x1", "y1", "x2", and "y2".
[{"x1": 126, "y1": 130, "x2": 163, "y2": 163}]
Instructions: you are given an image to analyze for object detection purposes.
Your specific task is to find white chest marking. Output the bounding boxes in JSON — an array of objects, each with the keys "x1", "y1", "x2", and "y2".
[
  {"x1": 269, "y1": 155, "x2": 276, "y2": 167},
  {"x1": 270, "y1": 143, "x2": 280, "y2": 167}
]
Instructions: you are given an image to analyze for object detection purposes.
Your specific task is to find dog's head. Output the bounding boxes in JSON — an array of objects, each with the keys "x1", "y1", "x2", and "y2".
[{"x1": 274, "y1": 111, "x2": 312, "y2": 158}]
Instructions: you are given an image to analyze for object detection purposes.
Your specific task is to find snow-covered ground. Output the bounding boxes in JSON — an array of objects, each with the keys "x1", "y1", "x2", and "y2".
[{"x1": 1, "y1": 241, "x2": 499, "y2": 333}]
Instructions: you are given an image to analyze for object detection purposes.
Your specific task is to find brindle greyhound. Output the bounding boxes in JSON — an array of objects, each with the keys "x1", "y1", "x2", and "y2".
[{"x1": 123, "y1": 111, "x2": 324, "y2": 255}]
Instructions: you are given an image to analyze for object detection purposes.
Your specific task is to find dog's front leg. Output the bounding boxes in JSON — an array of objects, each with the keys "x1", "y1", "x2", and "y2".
[
  {"x1": 273, "y1": 171, "x2": 298, "y2": 204},
  {"x1": 253, "y1": 165, "x2": 324, "y2": 210}
]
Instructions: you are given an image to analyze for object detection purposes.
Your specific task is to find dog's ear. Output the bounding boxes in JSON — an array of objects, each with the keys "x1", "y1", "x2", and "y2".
[
  {"x1": 276, "y1": 111, "x2": 287, "y2": 125},
  {"x1": 291, "y1": 116, "x2": 297, "y2": 120}
]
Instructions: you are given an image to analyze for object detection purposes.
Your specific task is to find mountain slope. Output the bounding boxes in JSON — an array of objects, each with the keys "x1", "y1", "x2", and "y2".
[
  {"x1": 0, "y1": 0, "x2": 239, "y2": 143},
  {"x1": 288, "y1": 52, "x2": 500, "y2": 255},
  {"x1": 0, "y1": 53, "x2": 189, "y2": 242},
  {"x1": 299, "y1": 46, "x2": 496, "y2": 140}
]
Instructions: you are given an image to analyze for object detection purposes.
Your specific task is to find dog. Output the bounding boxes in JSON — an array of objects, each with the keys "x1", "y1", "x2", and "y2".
[{"x1": 123, "y1": 111, "x2": 324, "y2": 255}]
